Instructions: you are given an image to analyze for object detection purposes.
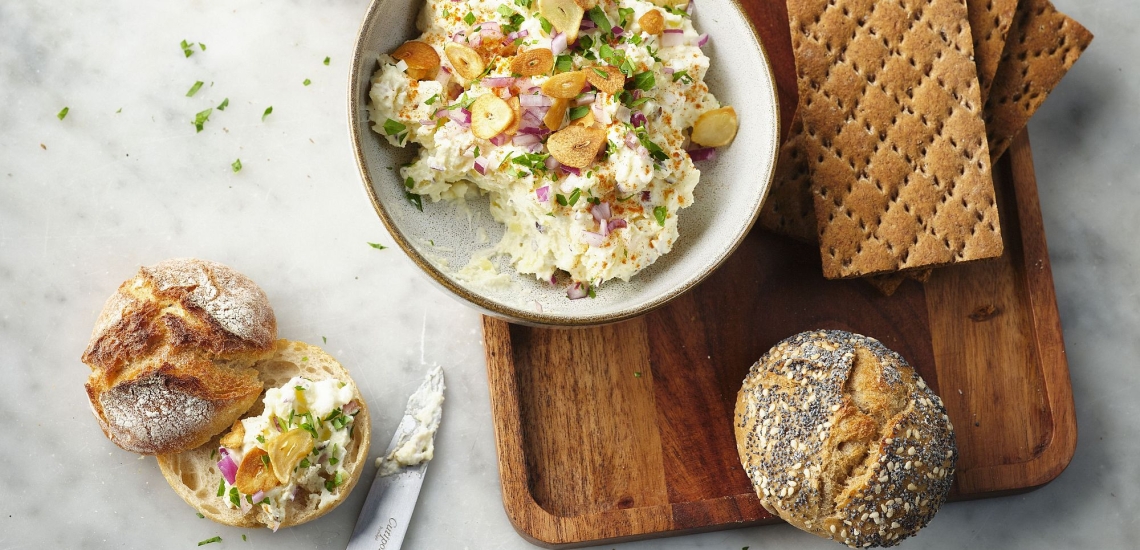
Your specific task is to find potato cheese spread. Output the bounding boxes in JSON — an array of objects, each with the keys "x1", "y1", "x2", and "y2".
[{"x1": 368, "y1": 0, "x2": 737, "y2": 297}]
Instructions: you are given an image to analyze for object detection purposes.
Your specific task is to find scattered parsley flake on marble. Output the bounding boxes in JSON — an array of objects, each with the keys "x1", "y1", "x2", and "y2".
[
  {"x1": 217, "y1": 98, "x2": 229, "y2": 111},
  {"x1": 324, "y1": 56, "x2": 331, "y2": 65},
  {"x1": 193, "y1": 108, "x2": 212, "y2": 132},
  {"x1": 303, "y1": 78, "x2": 311, "y2": 86},
  {"x1": 186, "y1": 81, "x2": 204, "y2": 97},
  {"x1": 368, "y1": 242, "x2": 387, "y2": 250},
  {"x1": 232, "y1": 158, "x2": 242, "y2": 172},
  {"x1": 262, "y1": 106, "x2": 273, "y2": 121},
  {"x1": 57, "y1": 107, "x2": 69, "y2": 120}
]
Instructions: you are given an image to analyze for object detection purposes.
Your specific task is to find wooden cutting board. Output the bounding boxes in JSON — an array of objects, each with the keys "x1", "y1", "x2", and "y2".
[{"x1": 481, "y1": 0, "x2": 1076, "y2": 547}]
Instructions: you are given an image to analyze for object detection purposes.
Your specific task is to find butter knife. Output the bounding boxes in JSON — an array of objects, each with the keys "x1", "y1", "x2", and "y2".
[{"x1": 347, "y1": 366, "x2": 445, "y2": 550}]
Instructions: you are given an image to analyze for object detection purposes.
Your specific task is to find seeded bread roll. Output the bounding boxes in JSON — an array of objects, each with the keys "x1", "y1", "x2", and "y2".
[
  {"x1": 157, "y1": 340, "x2": 371, "y2": 529},
  {"x1": 734, "y1": 330, "x2": 956, "y2": 548},
  {"x1": 81, "y1": 258, "x2": 278, "y2": 455}
]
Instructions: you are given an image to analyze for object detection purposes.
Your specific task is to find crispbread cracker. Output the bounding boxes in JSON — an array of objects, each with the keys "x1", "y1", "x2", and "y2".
[
  {"x1": 970, "y1": 0, "x2": 1019, "y2": 101},
  {"x1": 866, "y1": 273, "x2": 907, "y2": 296},
  {"x1": 758, "y1": 115, "x2": 816, "y2": 243},
  {"x1": 786, "y1": 0, "x2": 1003, "y2": 279},
  {"x1": 984, "y1": 0, "x2": 1093, "y2": 162}
]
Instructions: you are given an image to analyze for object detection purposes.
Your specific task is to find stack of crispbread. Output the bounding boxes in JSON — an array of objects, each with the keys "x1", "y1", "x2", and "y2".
[{"x1": 759, "y1": 0, "x2": 1092, "y2": 294}]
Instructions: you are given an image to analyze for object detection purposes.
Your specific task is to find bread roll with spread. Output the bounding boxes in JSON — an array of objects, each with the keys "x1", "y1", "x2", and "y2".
[
  {"x1": 81, "y1": 258, "x2": 277, "y2": 455},
  {"x1": 735, "y1": 330, "x2": 956, "y2": 548},
  {"x1": 158, "y1": 340, "x2": 371, "y2": 530}
]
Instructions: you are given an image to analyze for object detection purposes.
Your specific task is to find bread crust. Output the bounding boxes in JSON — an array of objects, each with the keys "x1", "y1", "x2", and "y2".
[
  {"x1": 735, "y1": 330, "x2": 956, "y2": 548},
  {"x1": 82, "y1": 259, "x2": 277, "y2": 454},
  {"x1": 156, "y1": 340, "x2": 372, "y2": 529}
]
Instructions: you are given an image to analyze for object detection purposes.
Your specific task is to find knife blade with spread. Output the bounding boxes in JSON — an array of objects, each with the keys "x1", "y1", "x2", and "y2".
[{"x1": 347, "y1": 366, "x2": 445, "y2": 550}]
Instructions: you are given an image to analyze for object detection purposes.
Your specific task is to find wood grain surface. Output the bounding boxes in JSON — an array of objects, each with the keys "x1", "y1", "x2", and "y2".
[{"x1": 481, "y1": 0, "x2": 1076, "y2": 546}]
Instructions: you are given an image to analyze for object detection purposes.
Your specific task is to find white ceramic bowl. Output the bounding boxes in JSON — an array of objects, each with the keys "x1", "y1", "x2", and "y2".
[{"x1": 349, "y1": 0, "x2": 780, "y2": 326}]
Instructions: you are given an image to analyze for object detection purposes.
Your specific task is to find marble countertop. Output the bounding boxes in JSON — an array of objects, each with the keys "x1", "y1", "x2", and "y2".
[{"x1": 1, "y1": 0, "x2": 1134, "y2": 548}]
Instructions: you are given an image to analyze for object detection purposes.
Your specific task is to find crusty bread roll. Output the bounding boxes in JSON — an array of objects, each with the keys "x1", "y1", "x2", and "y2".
[
  {"x1": 157, "y1": 340, "x2": 371, "y2": 529},
  {"x1": 735, "y1": 330, "x2": 956, "y2": 548},
  {"x1": 81, "y1": 258, "x2": 277, "y2": 455}
]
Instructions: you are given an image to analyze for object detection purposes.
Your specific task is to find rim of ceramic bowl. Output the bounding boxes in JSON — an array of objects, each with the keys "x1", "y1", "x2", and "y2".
[{"x1": 348, "y1": 0, "x2": 780, "y2": 327}]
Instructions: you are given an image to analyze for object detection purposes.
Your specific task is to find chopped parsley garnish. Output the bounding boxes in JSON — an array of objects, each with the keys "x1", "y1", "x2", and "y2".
[
  {"x1": 424, "y1": 94, "x2": 440, "y2": 106},
  {"x1": 592, "y1": 67, "x2": 609, "y2": 78},
  {"x1": 618, "y1": 7, "x2": 635, "y2": 28},
  {"x1": 262, "y1": 106, "x2": 273, "y2": 121},
  {"x1": 538, "y1": 16, "x2": 553, "y2": 34},
  {"x1": 568, "y1": 188, "x2": 581, "y2": 206},
  {"x1": 231, "y1": 158, "x2": 242, "y2": 172},
  {"x1": 556, "y1": 193, "x2": 568, "y2": 206},
  {"x1": 672, "y1": 70, "x2": 693, "y2": 84},
  {"x1": 322, "y1": 336, "x2": 327, "y2": 344},
  {"x1": 186, "y1": 81, "x2": 204, "y2": 97},
  {"x1": 256, "y1": 435, "x2": 266, "y2": 444},
  {"x1": 635, "y1": 127, "x2": 669, "y2": 162},
  {"x1": 368, "y1": 242, "x2": 387, "y2": 250},
  {"x1": 196, "y1": 513, "x2": 205, "y2": 518},
  {"x1": 303, "y1": 78, "x2": 311, "y2": 86},
  {"x1": 514, "y1": 0, "x2": 532, "y2": 7},
  {"x1": 325, "y1": 470, "x2": 346, "y2": 491},
  {"x1": 217, "y1": 97, "x2": 229, "y2": 110},
  {"x1": 568, "y1": 105, "x2": 590, "y2": 120},
  {"x1": 180, "y1": 40, "x2": 195, "y2": 58},
  {"x1": 198, "y1": 537, "x2": 222, "y2": 546},
  {"x1": 587, "y1": 283, "x2": 597, "y2": 298},
  {"x1": 463, "y1": 11, "x2": 476, "y2": 25},
  {"x1": 382, "y1": 118, "x2": 407, "y2": 136},
  {"x1": 634, "y1": 371, "x2": 642, "y2": 377},
  {"x1": 192, "y1": 108, "x2": 212, "y2": 132},
  {"x1": 496, "y1": 4, "x2": 515, "y2": 17},
  {"x1": 587, "y1": 6, "x2": 612, "y2": 34},
  {"x1": 324, "y1": 56, "x2": 331, "y2": 65},
  {"x1": 210, "y1": 449, "x2": 217, "y2": 459},
  {"x1": 654, "y1": 205, "x2": 667, "y2": 226},
  {"x1": 503, "y1": 13, "x2": 527, "y2": 35},
  {"x1": 217, "y1": 478, "x2": 225, "y2": 497},
  {"x1": 229, "y1": 487, "x2": 240, "y2": 508},
  {"x1": 511, "y1": 152, "x2": 550, "y2": 174},
  {"x1": 405, "y1": 191, "x2": 424, "y2": 211},
  {"x1": 199, "y1": 43, "x2": 206, "y2": 51},
  {"x1": 116, "y1": 107, "x2": 122, "y2": 113},
  {"x1": 662, "y1": 4, "x2": 690, "y2": 17},
  {"x1": 554, "y1": 54, "x2": 574, "y2": 73},
  {"x1": 632, "y1": 71, "x2": 655, "y2": 91},
  {"x1": 57, "y1": 107, "x2": 69, "y2": 120},
  {"x1": 261, "y1": 454, "x2": 270, "y2": 467},
  {"x1": 329, "y1": 456, "x2": 340, "y2": 466},
  {"x1": 300, "y1": 457, "x2": 310, "y2": 468},
  {"x1": 243, "y1": 535, "x2": 248, "y2": 542}
]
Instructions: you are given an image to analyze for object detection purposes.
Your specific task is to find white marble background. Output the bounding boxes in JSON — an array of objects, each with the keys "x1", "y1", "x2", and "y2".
[{"x1": 0, "y1": 0, "x2": 1134, "y2": 548}]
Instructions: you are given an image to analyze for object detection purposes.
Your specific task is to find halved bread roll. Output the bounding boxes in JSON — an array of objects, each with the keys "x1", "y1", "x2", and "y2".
[
  {"x1": 81, "y1": 259, "x2": 278, "y2": 455},
  {"x1": 157, "y1": 340, "x2": 372, "y2": 530}
]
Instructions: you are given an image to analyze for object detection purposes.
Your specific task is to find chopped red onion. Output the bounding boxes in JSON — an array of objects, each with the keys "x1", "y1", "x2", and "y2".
[
  {"x1": 591, "y1": 103, "x2": 611, "y2": 125},
  {"x1": 698, "y1": 33, "x2": 710, "y2": 47},
  {"x1": 482, "y1": 76, "x2": 515, "y2": 88},
  {"x1": 452, "y1": 31, "x2": 466, "y2": 43},
  {"x1": 663, "y1": 67, "x2": 675, "y2": 75},
  {"x1": 550, "y1": 32, "x2": 568, "y2": 56},
  {"x1": 561, "y1": 165, "x2": 581, "y2": 176},
  {"x1": 517, "y1": 126, "x2": 548, "y2": 136},
  {"x1": 544, "y1": 156, "x2": 559, "y2": 171},
  {"x1": 507, "y1": 29, "x2": 529, "y2": 41},
  {"x1": 513, "y1": 133, "x2": 542, "y2": 147},
  {"x1": 520, "y1": 94, "x2": 553, "y2": 107},
  {"x1": 580, "y1": 18, "x2": 596, "y2": 30},
  {"x1": 661, "y1": 30, "x2": 685, "y2": 48},
  {"x1": 218, "y1": 454, "x2": 237, "y2": 485},
  {"x1": 343, "y1": 400, "x2": 360, "y2": 416},
  {"x1": 624, "y1": 133, "x2": 638, "y2": 149},
  {"x1": 687, "y1": 0, "x2": 695, "y2": 14},
  {"x1": 615, "y1": 105, "x2": 631, "y2": 122},
  {"x1": 641, "y1": 190, "x2": 651, "y2": 202},
  {"x1": 251, "y1": 490, "x2": 265, "y2": 503},
  {"x1": 631, "y1": 112, "x2": 647, "y2": 128},
  {"x1": 526, "y1": 143, "x2": 545, "y2": 153},
  {"x1": 536, "y1": 186, "x2": 550, "y2": 202},
  {"x1": 549, "y1": 274, "x2": 557, "y2": 286},
  {"x1": 419, "y1": 119, "x2": 434, "y2": 126},
  {"x1": 688, "y1": 147, "x2": 717, "y2": 161},
  {"x1": 481, "y1": 22, "x2": 501, "y2": 34},
  {"x1": 272, "y1": 416, "x2": 283, "y2": 432},
  {"x1": 612, "y1": 26, "x2": 624, "y2": 38},
  {"x1": 474, "y1": 157, "x2": 488, "y2": 175},
  {"x1": 607, "y1": 218, "x2": 628, "y2": 233},
  {"x1": 567, "y1": 282, "x2": 589, "y2": 299},
  {"x1": 581, "y1": 231, "x2": 605, "y2": 247},
  {"x1": 447, "y1": 108, "x2": 471, "y2": 126},
  {"x1": 591, "y1": 202, "x2": 612, "y2": 223},
  {"x1": 575, "y1": 91, "x2": 597, "y2": 106},
  {"x1": 434, "y1": 69, "x2": 451, "y2": 88},
  {"x1": 491, "y1": 133, "x2": 510, "y2": 146}
]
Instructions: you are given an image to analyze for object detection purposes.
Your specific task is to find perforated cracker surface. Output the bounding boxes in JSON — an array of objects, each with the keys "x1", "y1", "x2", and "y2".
[
  {"x1": 969, "y1": 0, "x2": 1019, "y2": 101},
  {"x1": 984, "y1": 0, "x2": 1093, "y2": 162},
  {"x1": 787, "y1": 0, "x2": 1004, "y2": 279}
]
